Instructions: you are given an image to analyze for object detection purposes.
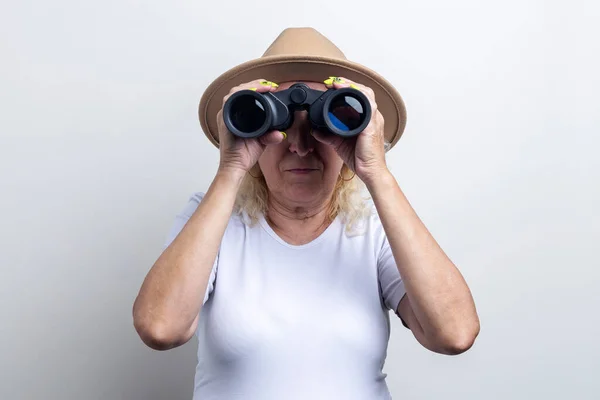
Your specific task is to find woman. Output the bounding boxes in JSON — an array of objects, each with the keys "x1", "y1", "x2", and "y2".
[{"x1": 133, "y1": 28, "x2": 479, "y2": 399}]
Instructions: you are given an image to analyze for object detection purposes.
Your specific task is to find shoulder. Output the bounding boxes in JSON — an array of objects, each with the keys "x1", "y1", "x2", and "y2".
[
  {"x1": 342, "y1": 197, "x2": 385, "y2": 238},
  {"x1": 176, "y1": 191, "x2": 206, "y2": 217},
  {"x1": 339, "y1": 199, "x2": 392, "y2": 263},
  {"x1": 165, "y1": 191, "x2": 246, "y2": 247},
  {"x1": 177, "y1": 191, "x2": 246, "y2": 226}
]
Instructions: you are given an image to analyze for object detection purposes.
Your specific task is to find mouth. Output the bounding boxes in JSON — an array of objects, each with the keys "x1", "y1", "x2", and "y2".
[{"x1": 286, "y1": 168, "x2": 318, "y2": 174}]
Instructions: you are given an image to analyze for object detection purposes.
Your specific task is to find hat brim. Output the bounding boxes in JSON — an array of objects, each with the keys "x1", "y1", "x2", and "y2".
[{"x1": 198, "y1": 55, "x2": 407, "y2": 149}]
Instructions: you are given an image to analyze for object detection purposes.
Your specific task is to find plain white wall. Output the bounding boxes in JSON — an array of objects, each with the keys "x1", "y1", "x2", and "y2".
[{"x1": 1, "y1": 0, "x2": 598, "y2": 399}]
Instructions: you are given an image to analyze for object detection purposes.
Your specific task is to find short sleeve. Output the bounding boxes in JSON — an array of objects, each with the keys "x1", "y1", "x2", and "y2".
[
  {"x1": 163, "y1": 192, "x2": 218, "y2": 305},
  {"x1": 378, "y1": 234, "x2": 406, "y2": 313}
]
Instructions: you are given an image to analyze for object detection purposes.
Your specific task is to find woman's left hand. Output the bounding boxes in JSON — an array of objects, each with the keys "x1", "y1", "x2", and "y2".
[{"x1": 311, "y1": 76, "x2": 388, "y2": 185}]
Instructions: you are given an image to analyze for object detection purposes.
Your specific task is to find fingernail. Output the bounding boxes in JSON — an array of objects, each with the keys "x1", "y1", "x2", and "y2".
[
  {"x1": 260, "y1": 80, "x2": 279, "y2": 88},
  {"x1": 281, "y1": 132, "x2": 287, "y2": 140},
  {"x1": 249, "y1": 88, "x2": 257, "y2": 91},
  {"x1": 333, "y1": 77, "x2": 345, "y2": 83},
  {"x1": 350, "y1": 83, "x2": 360, "y2": 90},
  {"x1": 324, "y1": 77, "x2": 334, "y2": 85}
]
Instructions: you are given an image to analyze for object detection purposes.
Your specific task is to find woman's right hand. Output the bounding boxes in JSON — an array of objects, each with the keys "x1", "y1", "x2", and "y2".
[{"x1": 216, "y1": 79, "x2": 286, "y2": 176}]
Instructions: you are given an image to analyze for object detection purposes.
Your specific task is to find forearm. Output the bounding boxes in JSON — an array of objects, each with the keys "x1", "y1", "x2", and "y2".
[
  {"x1": 133, "y1": 169, "x2": 244, "y2": 348},
  {"x1": 365, "y1": 169, "x2": 479, "y2": 348}
]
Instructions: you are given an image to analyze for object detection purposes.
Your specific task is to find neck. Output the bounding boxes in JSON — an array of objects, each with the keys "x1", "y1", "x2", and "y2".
[{"x1": 265, "y1": 194, "x2": 334, "y2": 245}]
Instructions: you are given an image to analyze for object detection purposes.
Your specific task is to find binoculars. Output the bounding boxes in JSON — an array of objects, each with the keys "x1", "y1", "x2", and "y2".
[{"x1": 222, "y1": 83, "x2": 372, "y2": 139}]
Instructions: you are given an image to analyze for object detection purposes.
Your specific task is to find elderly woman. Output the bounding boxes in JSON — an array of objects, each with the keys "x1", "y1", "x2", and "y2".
[{"x1": 133, "y1": 28, "x2": 479, "y2": 399}]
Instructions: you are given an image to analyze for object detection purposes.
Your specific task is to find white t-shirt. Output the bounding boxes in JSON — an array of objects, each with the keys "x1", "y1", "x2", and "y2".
[{"x1": 164, "y1": 192, "x2": 407, "y2": 400}]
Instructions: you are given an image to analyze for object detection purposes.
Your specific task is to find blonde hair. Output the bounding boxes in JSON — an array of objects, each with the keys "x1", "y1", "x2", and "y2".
[{"x1": 233, "y1": 163, "x2": 373, "y2": 235}]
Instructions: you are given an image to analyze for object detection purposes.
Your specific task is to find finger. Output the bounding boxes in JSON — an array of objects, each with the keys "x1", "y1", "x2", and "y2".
[
  {"x1": 215, "y1": 109, "x2": 235, "y2": 143},
  {"x1": 222, "y1": 79, "x2": 279, "y2": 105},
  {"x1": 311, "y1": 129, "x2": 344, "y2": 149},
  {"x1": 323, "y1": 76, "x2": 359, "y2": 90},
  {"x1": 335, "y1": 77, "x2": 376, "y2": 101},
  {"x1": 251, "y1": 79, "x2": 280, "y2": 93},
  {"x1": 258, "y1": 130, "x2": 286, "y2": 146}
]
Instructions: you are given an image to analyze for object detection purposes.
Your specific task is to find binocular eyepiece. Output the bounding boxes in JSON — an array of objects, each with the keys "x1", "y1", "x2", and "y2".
[{"x1": 222, "y1": 83, "x2": 372, "y2": 139}]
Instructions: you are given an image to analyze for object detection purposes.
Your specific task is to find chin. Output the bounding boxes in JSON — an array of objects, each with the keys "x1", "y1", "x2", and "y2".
[{"x1": 284, "y1": 182, "x2": 325, "y2": 204}]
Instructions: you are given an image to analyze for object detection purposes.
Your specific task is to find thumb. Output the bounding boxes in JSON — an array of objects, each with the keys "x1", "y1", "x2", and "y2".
[
  {"x1": 311, "y1": 129, "x2": 343, "y2": 149},
  {"x1": 259, "y1": 130, "x2": 286, "y2": 146}
]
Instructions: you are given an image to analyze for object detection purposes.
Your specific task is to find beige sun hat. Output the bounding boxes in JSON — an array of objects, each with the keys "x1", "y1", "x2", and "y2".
[{"x1": 198, "y1": 27, "x2": 407, "y2": 149}]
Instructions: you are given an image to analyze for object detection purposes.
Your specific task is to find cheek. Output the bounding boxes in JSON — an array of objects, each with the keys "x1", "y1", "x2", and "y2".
[
  {"x1": 258, "y1": 147, "x2": 283, "y2": 178},
  {"x1": 319, "y1": 145, "x2": 344, "y2": 177}
]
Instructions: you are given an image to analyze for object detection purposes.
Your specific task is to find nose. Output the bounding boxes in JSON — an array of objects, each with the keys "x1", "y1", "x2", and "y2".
[{"x1": 286, "y1": 111, "x2": 316, "y2": 157}]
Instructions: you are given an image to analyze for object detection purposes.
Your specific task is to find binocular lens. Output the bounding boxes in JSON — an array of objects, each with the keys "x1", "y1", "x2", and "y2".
[
  {"x1": 327, "y1": 95, "x2": 366, "y2": 132},
  {"x1": 229, "y1": 95, "x2": 267, "y2": 134}
]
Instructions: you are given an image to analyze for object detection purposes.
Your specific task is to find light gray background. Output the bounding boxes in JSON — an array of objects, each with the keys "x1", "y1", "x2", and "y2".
[{"x1": 1, "y1": 0, "x2": 598, "y2": 399}]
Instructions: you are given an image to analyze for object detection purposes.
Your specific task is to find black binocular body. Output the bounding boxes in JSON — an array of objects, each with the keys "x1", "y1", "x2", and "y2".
[{"x1": 222, "y1": 83, "x2": 372, "y2": 139}]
